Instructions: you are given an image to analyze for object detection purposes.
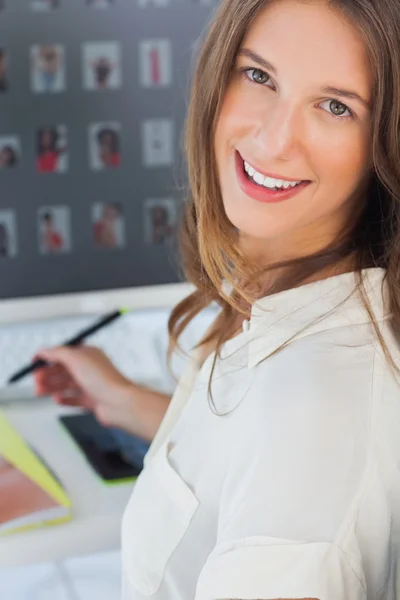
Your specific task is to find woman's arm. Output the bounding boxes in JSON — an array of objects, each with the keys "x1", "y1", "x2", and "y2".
[
  {"x1": 34, "y1": 345, "x2": 172, "y2": 442},
  {"x1": 113, "y1": 381, "x2": 171, "y2": 442}
]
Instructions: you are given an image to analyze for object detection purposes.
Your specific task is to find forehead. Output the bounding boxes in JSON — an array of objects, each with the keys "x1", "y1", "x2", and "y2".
[{"x1": 241, "y1": 0, "x2": 372, "y2": 95}]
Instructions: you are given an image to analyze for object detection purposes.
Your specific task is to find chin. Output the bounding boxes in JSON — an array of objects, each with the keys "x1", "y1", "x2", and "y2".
[{"x1": 223, "y1": 199, "x2": 284, "y2": 241}]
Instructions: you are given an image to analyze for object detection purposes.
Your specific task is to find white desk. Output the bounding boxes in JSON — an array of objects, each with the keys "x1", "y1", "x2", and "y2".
[{"x1": 0, "y1": 397, "x2": 137, "y2": 569}]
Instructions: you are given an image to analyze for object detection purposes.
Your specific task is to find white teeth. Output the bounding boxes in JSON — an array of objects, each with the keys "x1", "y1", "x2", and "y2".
[
  {"x1": 243, "y1": 159, "x2": 302, "y2": 189},
  {"x1": 253, "y1": 172, "x2": 265, "y2": 185}
]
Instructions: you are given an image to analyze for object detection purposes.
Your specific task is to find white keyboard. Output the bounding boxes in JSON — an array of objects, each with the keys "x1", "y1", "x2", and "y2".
[{"x1": 0, "y1": 307, "x2": 218, "y2": 403}]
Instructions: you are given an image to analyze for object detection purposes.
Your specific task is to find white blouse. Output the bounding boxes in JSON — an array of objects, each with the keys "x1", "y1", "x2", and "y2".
[{"x1": 121, "y1": 267, "x2": 400, "y2": 600}]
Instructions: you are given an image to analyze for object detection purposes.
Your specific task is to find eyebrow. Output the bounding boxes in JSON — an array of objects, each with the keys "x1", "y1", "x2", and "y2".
[{"x1": 237, "y1": 48, "x2": 371, "y2": 110}]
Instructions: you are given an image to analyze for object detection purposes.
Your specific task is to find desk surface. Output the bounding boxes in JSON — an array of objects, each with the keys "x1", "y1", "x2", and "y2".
[{"x1": 0, "y1": 397, "x2": 136, "y2": 569}]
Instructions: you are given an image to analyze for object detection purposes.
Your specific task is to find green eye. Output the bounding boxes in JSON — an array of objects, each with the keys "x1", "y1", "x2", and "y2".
[
  {"x1": 320, "y1": 99, "x2": 353, "y2": 120},
  {"x1": 330, "y1": 100, "x2": 347, "y2": 116},
  {"x1": 249, "y1": 68, "x2": 269, "y2": 84}
]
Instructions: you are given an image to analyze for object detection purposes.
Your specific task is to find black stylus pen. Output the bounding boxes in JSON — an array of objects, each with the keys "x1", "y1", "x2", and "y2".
[{"x1": 7, "y1": 308, "x2": 128, "y2": 384}]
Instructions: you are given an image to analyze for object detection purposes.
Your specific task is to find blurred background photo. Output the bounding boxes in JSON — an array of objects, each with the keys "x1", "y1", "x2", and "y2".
[
  {"x1": 143, "y1": 198, "x2": 177, "y2": 246},
  {"x1": 92, "y1": 202, "x2": 125, "y2": 249},
  {"x1": 30, "y1": 44, "x2": 66, "y2": 93},
  {"x1": 36, "y1": 125, "x2": 68, "y2": 173},
  {"x1": 82, "y1": 42, "x2": 122, "y2": 91},
  {"x1": 0, "y1": 209, "x2": 17, "y2": 258},
  {"x1": 86, "y1": 0, "x2": 115, "y2": 7},
  {"x1": 89, "y1": 122, "x2": 121, "y2": 170},
  {"x1": 31, "y1": 0, "x2": 60, "y2": 11},
  {"x1": 0, "y1": 135, "x2": 20, "y2": 169},
  {"x1": 37, "y1": 206, "x2": 71, "y2": 254},
  {"x1": 0, "y1": 48, "x2": 9, "y2": 92}
]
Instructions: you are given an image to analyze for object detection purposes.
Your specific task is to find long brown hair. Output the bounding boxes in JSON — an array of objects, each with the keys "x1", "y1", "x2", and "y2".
[{"x1": 168, "y1": 0, "x2": 400, "y2": 404}]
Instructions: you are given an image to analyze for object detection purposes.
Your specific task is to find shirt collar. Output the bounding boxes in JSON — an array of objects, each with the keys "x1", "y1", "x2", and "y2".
[{"x1": 246, "y1": 267, "x2": 390, "y2": 369}]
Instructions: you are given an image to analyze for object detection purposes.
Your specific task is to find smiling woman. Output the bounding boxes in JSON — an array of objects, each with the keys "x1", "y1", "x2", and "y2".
[
  {"x1": 214, "y1": 0, "x2": 373, "y2": 257},
  {"x1": 117, "y1": 0, "x2": 400, "y2": 599}
]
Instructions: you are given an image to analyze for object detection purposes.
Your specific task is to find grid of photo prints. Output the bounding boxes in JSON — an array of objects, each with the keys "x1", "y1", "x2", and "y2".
[{"x1": 0, "y1": 0, "x2": 216, "y2": 260}]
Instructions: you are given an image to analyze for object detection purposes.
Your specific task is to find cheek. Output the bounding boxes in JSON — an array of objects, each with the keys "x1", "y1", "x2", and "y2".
[
  {"x1": 215, "y1": 84, "x2": 253, "y2": 159},
  {"x1": 311, "y1": 127, "x2": 372, "y2": 209}
]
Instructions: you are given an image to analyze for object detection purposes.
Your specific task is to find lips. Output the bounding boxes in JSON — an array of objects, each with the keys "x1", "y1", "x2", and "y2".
[{"x1": 235, "y1": 150, "x2": 311, "y2": 204}]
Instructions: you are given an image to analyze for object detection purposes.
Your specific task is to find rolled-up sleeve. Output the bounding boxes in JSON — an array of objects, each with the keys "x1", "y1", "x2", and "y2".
[{"x1": 195, "y1": 537, "x2": 366, "y2": 599}]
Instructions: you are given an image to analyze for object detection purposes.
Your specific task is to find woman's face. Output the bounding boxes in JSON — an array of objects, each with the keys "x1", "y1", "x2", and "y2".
[{"x1": 214, "y1": 0, "x2": 373, "y2": 264}]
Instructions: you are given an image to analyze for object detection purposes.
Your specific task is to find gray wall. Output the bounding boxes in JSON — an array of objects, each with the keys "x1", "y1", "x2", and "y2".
[{"x1": 0, "y1": 0, "x2": 217, "y2": 299}]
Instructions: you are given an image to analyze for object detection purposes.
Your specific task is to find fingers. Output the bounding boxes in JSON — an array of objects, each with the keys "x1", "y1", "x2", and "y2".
[
  {"x1": 54, "y1": 389, "x2": 83, "y2": 406},
  {"x1": 54, "y1": 390, "x2": 96, "y2": 412},
  {"x1": 35, "y1": 346, "x2": 73, "y2": 365},
  {"x1": 33, "y1": 350, "x2": 74, "y2": 394},
  {"x1": 35, "y1": 362, "x2": 66, "y2": 379},
  {"x1": 36, "y1": 381, "x2": 83, "y2": 402},
  {"x1": 34, "y1": 344, "x2": 102, "y2": 371},
  {"x1": 35, "y1": 365, "x2": 71, "y2": 386},
  {"x1": 32, "y1": 344, "x2": 104, "y2": 408},
  {"x1": 35, "y1": 370, "x2": 76, "y2": 396}
]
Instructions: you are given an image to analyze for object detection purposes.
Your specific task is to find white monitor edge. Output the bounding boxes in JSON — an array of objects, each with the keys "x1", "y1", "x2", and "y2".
[{"x1": 0, "y1": 282, "x2": 196, "y2": 325}]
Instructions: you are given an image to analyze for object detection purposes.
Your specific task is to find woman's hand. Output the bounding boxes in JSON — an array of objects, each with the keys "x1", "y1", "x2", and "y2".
[{"x1": 33, "y1": 345, "x2": 135, "y2": 429}]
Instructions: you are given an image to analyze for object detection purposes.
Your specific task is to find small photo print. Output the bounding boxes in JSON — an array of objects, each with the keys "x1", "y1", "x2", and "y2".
[
  {"x1": 30, "y1": 45, "x2": 65, "y2": 93},
  {"x1": 141, "y1": 119, "x2": 174, "y2": 167},
  {"x1": 144, "y1": 198, "x2": 177, "y2": 245},
  {"x1": 89, "y1": 122, "x2": 121, "y2": 170},
  {"x1": 139, "y1": 39, "x2": 172, "y2": 88},
  {"x1": 0, "y1": 210, "x2": 17, "y2": 258},
  {"x1": 137, "y1": 0, "x2": 170, "y2": 6},
  {"x1": 36, "y1": 125, "x2": 68, "y2": 174},
  {"x1": 31, "y1": 0, "x2": 60, "y2": 10},
  {"x1": 82, "y1": 42, "x2": 122, "y2": 90},
  {"x1": 0, "y1": 49, "x2": 9, "y2": 93},
  {"x1": 86, "y1": 0, "x2": 114, "y2": 7},
  {"x1": 0, "y1": 136, "x2": 20, "y2": 169},
  {"x1": 92, "y1": 202, "x2": 125, "y2": 248},
  {"x1": 38, "y1": 206, "x2": 71, "y2": 254}
]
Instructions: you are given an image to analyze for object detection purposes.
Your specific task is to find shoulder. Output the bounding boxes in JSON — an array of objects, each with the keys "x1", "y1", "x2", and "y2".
[
  {"x1": 222, "y1": 323, "x2": 382, "y2": 477},
  {"x1": 248, "y1": 323, "x2": 378, "y2": 407}
]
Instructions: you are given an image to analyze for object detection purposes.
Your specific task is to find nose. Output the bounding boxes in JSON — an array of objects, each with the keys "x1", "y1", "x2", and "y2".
[{"x1": 253, "y1": 99, "x2": 304, "y2": 161}]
